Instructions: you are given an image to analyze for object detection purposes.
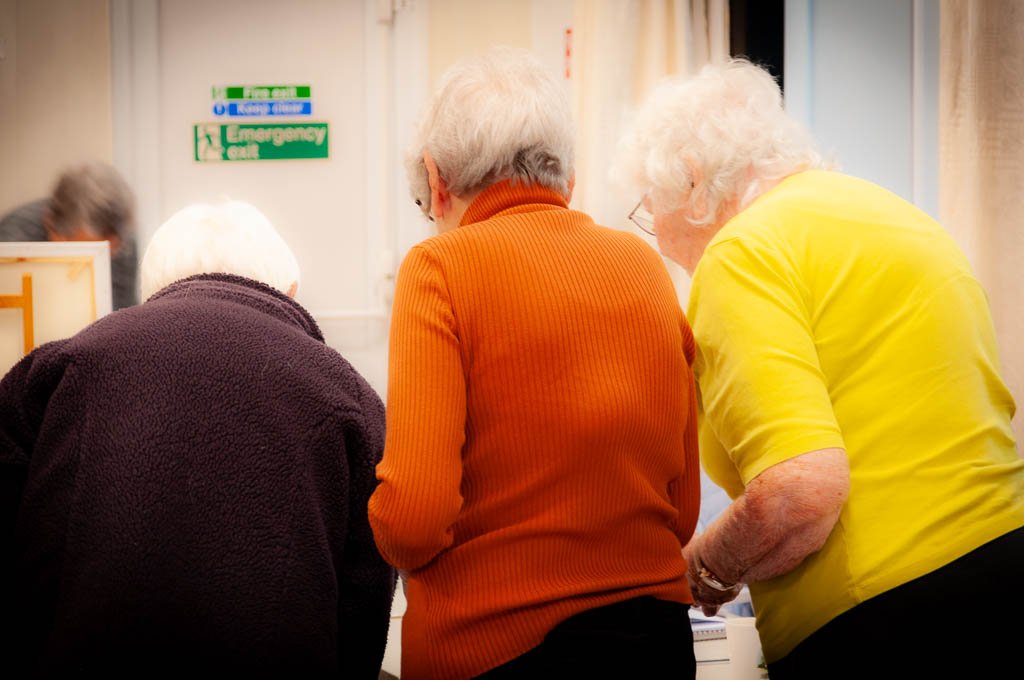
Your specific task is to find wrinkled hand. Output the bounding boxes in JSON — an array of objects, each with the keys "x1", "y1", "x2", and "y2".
[
  {"x1": 683, "y1": 540, "x2": 743, "y2": 617},
  {"x1": 689, "y1": 576, "x2": 742, "y2": 617}
]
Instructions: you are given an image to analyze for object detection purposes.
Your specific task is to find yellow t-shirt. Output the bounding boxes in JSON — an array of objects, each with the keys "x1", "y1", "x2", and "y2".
[{"x1": 688, "y1": 170, "x2": 1023, "y2": 662}]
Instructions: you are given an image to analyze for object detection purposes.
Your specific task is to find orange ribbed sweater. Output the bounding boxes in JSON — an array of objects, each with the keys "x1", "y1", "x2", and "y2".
[{"x1": 368, "y1": 181, "x2": 700, "y2": 679}]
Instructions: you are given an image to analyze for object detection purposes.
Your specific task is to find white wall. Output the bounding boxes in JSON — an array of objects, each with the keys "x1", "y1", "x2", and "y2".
[
  {"x1": 113, "y1": 0, "x2": 395, "y2": 393},
  {"x1": 428, "y1": 0, "x2": 530, "y2": 86},
  {"x1": 0, "y1": 0, "x2": 114, "y2": 212},
  {"x1": 785, "y1": 0, "x2": 939, "y2": 217}
]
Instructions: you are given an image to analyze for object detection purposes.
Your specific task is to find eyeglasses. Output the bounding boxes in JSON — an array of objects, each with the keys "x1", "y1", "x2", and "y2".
[{"x1": 628, "y1": 199, "x2": 655, "y2": 236}]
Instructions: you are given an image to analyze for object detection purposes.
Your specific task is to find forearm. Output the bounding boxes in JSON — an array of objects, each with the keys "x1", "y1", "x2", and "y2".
[
  {"x1": 372, "y1": 245, "x2": 467, "y2": 571},
  {"x1": 698, "y1": 448, "x2": 848, "y2": 585},
  {"x1": 699, "y1": 494, "x2": 835, "y2": 584},
  {"x1": 367, "y1": 480, "x2": 460, "y2": 571}
]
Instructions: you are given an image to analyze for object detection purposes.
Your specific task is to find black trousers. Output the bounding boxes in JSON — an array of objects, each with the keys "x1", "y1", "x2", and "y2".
[
  {"x1": 769, "y1": 525, "x2": 1024, "y2": 679},
  {"x1": 476, "y1": 596, "x2": 695, "y2": 679}
]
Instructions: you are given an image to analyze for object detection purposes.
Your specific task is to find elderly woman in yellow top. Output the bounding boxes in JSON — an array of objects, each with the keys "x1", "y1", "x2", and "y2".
[{"x1": 613, "y1": 59, "x2": 1024, "y2": 678}]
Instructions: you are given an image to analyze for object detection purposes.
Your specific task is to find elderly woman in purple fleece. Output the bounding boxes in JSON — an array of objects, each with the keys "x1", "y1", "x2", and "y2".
[{"x1": 0, "y1": 201, "x2": 394, "y2": 678}]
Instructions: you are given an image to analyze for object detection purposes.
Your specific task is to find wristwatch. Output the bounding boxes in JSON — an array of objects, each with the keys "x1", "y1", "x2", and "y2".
[{"x1": 694, "y1": 553, "x2": 737, "y2": 592}]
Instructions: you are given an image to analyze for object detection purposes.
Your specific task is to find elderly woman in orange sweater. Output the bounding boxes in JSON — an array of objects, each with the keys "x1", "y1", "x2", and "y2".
[{"x1": 368, "y1": 48, "x2": 701, "y2": 679}]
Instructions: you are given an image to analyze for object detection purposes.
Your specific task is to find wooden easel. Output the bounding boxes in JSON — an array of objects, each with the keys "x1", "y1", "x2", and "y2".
[{"x1": 0, "y1": 273, "x2": 35, "y2": 355}]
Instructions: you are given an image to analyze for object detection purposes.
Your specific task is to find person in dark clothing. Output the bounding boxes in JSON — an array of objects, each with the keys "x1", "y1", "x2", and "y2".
[
  {"x1": 0, "y1": 161, "x2": 138, "y2": 309},
  {"x1": 0, "y1": 200, "x2": 395, "y2": 677}
]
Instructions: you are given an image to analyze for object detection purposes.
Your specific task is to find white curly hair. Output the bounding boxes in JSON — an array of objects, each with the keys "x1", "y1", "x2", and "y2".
[
  {"x1": 612, "y1": 59, "x2": 828, "y2": 227},
  {"x1": 141, "y1": 200, "x2": 300, "y2": 300}
]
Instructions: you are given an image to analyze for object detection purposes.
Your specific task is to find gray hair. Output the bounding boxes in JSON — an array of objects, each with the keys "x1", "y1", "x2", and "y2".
[
  {"x1": 612, "y1": 59, "x2": 828, "y2": 227},
  {"x1": 49, "y1": 162, "x2": 135, "y2": 239},
  {"x1": 407, "y1": 47, "x2": 575, "y2": 216}
]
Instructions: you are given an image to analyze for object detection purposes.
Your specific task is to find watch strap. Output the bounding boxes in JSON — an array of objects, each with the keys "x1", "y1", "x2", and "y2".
[{"x1": 694, "y1": 553, "x2": 737, "y2": 592}]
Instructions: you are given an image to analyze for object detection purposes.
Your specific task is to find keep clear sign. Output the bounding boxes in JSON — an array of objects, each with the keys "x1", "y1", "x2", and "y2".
[
  {"x1": 194, "y1": 122, "x2": 329, "y2": 161},
  {"x1": 211, "y1": 84, "x2": 313, "y2": 118}
]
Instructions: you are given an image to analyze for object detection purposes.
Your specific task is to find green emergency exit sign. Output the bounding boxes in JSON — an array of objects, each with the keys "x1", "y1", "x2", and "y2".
[
  {"x1": 212, "y1": 85, "x2": 311, "y2": 100},
  {"x1": 193, "y1": 122, "x2": 329, "y2": 161}
]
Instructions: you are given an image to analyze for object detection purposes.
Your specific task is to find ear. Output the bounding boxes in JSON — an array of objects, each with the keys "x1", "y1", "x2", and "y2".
[
  {"x1": 566, "y1": 173, "x2": 575, "y2": 203},
  {"x1": 286, "y1": 281, "x2": 298, "y2": 299},
  {"x1": 423, "y1": 150, "x2": 450, "y2": 221},
  {"x1": 685, "y1": 160, "x2": 708, "y2": 221}
]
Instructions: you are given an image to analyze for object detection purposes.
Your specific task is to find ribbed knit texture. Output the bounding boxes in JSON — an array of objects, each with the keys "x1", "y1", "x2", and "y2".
[{"x1": 368, "y1": 181, "x2": 700, "y2": 679}]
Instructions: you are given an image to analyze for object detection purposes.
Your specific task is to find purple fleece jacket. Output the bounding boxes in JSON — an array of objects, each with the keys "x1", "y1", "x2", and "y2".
[{"x1": 0, "y1": 274, "x2": 394, "y2": 677}]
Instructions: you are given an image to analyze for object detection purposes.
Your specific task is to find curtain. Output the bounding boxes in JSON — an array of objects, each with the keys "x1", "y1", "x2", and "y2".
[
  {"x1": 940, "y1": 0, "x2": 1024, "y2": 450},
  {"x1": 569, "y1": 0, "x2": 728, "y2": 300}
]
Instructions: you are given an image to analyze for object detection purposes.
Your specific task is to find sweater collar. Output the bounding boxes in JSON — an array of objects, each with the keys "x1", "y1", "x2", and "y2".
[
  {"x1": 147, "y1": 273, "x2": 325, "y2": 343},
  {"x1": 459, "y1": 180, "x2": 570, "y2": 227}
]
